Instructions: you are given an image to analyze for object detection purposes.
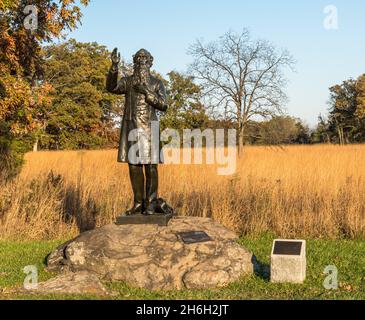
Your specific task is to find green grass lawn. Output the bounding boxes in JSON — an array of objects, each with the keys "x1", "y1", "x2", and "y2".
[{"x1": 0, "y1": 234, "x2": 364, "y2": 300}]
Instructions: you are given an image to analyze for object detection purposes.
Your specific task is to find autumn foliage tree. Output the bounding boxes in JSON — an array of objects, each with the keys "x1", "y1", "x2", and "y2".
[{"x1": 0, "y1": 0, "x2": 89, "y2": 177}]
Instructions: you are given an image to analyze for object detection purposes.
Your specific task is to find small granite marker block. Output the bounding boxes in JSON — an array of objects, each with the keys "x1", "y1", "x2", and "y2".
[
  {"x1": 270, "y1": 239, "x2": 306, "y2": 284},
  {"x1": 115, "y1": 213, "x2": 173, "y2": 227}
]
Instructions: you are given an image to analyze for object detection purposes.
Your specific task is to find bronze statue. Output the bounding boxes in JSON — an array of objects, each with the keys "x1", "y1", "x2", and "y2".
[{"x1": 106, "y1": 48, "x2": 173, "y2": 216}]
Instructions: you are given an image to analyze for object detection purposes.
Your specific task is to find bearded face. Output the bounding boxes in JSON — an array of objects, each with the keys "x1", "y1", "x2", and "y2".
[
  {"x1": 134, "y1": 60, "x2": 150, "y2": 85},
  {"x1": 133, "y1": 50, "x2": 153, "y2": 86}
]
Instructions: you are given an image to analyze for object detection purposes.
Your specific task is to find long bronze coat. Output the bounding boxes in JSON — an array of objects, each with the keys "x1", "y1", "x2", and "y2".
[{"x1": 106, "y1": 68, "x2": 167, "y2": 164}]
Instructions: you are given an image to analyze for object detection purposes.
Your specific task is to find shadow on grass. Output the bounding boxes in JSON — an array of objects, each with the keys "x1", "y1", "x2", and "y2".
[
  {"x1": 63, "y1": 184, "x2": 98, "y2": 233},
  {"x1": 252, "y1": 255, "x2": 270, "y2": 282}
]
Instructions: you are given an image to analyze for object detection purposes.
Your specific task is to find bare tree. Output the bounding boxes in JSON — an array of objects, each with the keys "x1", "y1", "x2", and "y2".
[{"x1": 188, "y1": 29, "x2": 295, "y2": 154}]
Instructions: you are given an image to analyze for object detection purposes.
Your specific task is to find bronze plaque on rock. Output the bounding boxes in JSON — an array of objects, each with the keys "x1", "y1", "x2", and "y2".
[{"x1": 178, "y1": 231, "x2": 212, "y2": 244}]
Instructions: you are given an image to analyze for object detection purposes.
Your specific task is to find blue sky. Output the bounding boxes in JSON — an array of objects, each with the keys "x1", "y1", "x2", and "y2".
[{"x1": 66, "y1": 0, "x2": 365, "y2": 127}]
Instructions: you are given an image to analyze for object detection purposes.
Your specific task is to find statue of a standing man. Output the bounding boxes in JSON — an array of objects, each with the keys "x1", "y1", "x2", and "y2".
[{"x1": 106, "y1": 48, "x2": 170, "y2": 216}]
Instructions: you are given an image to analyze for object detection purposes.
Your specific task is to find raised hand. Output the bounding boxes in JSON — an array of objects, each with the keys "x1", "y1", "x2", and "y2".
[{"x1": 111, "y1": 48, "x2": 121, "y2": 66}]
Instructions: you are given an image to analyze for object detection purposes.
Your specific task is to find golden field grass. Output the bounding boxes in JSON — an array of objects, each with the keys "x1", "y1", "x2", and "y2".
[{"x1": 0, "y1": 145, "x2": 365, "y2": 240}]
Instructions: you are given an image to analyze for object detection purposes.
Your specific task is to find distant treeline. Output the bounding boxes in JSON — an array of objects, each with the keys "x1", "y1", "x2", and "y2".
[
  {"x1": 2, "y1": 38, "x2": 364, "y2": 163},
  {"x1": 0, "y1": 37, "x2": 309, "y2": 157},
  {"x1": 16, "y1": 40, "x2": 313, "y2": 150},
  {"x1": 1, "y1": 0, "x2": 364, "y2": 179}
]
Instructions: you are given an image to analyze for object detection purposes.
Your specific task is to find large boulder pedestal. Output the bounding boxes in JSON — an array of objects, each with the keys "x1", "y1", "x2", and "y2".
[{"x1": 46, "y1": 217, "x2": 255, "y2": 292}]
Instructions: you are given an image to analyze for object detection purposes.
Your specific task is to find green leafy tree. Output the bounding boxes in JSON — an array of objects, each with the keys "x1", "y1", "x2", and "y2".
[
  {"x1": 327, "y1": 76, "x2": 365, "y2": 144},
  {"x1": 252, "y1": 116, "x2": 306, "y2": 145},
  {"x1": 294, "y1": 119, "x2": 311, "y2": 144},
  {"x1": 41, "y1": 40, "x2": 120, "y2": 150},
  {"x1": 311, "y1": 115, "x2": 331, "y2": 144},
  {"x1": 313, "y1": 74, "x2": 365, "y2": 145},
  {"x1": 161, "y1": 71, "x2": 209, "y2": 131},
  {"x1": 328, "y1": 80, "x2": 358, "y2": 144}
]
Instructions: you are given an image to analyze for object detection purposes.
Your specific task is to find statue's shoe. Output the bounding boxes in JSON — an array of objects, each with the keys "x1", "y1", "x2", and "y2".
[
  {"x1": 144, "y1": 200, "x2": 159, "y2": 216},
  {"x1": 124, "y1": 203, "x2": 144, "y2": 216},
  {"x1": 144, "y1": 198, "x2": 174, "y2": 216}
]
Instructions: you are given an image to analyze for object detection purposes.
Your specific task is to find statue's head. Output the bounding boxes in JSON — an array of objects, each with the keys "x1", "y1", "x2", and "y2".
[
  {"x1": 133, "y1": 49, "x2": 154, "y2": 69},
  {"x1": 133, "y1": 49, "x2": 153, "y2": 84}
]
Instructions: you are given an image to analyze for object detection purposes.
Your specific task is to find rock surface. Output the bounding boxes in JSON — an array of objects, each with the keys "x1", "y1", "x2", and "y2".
[
  {"x1": 36, "y1": 272, "x2": 109, "y2": 296},
  {"x1": 19, "y1": 272, "x2": 110, "y2": 296},
  {"x1": 47, "y1": 217, "x2": 254, "y2": 290}
]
